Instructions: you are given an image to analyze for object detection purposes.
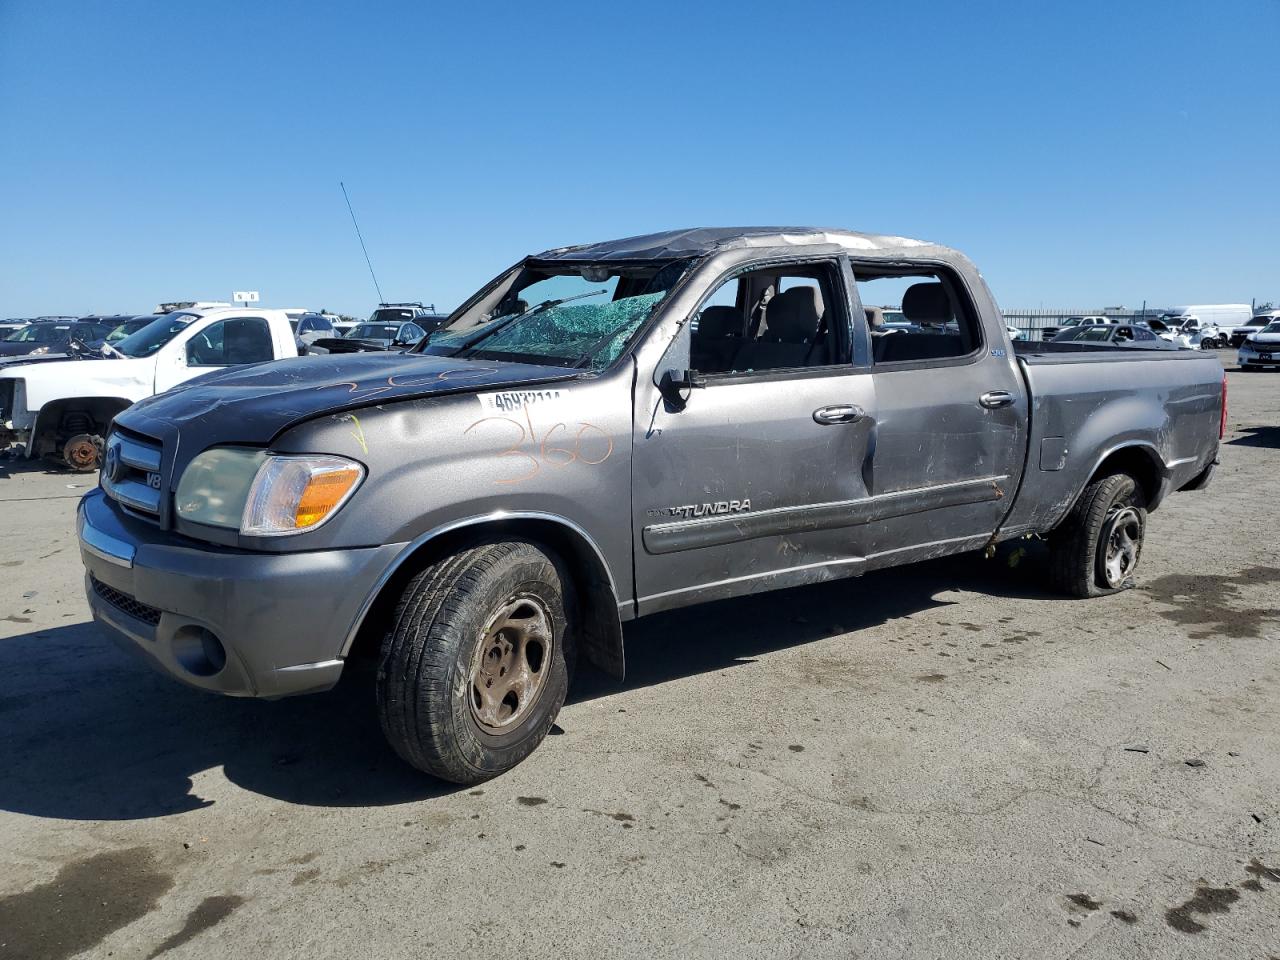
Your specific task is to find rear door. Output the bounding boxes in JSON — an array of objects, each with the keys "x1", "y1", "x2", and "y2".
[
  {"x1": 853, "y1": 263, "x2": 1027, "y2": 564},
  {"x1": 631, "y1": 256, "x2": 878, "y2": 613}
]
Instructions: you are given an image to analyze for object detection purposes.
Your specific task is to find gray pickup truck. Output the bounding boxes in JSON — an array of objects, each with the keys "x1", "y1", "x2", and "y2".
[{"x1": 77, "y1": 227, "x2": 1224, "y2": 784}]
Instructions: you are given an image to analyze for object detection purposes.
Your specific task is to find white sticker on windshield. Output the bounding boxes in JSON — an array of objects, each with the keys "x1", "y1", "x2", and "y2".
[{"x1": 477, "y1": 389, "x2": 565, "y2": 414}]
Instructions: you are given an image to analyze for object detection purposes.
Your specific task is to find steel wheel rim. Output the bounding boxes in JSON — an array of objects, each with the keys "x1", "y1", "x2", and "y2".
[
  {"x1": 1101, "y1": 505, "x2": 1142, "y2": 587},
  {"x1": 468, "y1": 595, "x2": 553, "y2": 733}
]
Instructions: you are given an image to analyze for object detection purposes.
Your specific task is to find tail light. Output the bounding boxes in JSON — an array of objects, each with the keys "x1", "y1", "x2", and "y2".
[{"x1": 1219, "y1": 373, "x2": 1228, "y2": 440}]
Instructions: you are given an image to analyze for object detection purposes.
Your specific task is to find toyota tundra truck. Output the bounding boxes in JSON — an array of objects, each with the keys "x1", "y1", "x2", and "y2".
[{"x1": 76, "y1": 227, "x2": 1225, "y2": 784}]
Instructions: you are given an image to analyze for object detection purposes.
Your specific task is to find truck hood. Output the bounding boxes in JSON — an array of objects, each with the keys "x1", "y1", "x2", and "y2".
[
  {"x1": 119, "y1": 352, "x2": 580, "y2": 449},
  {"x1": 0, "y1": 355, "x2": 154, "y2": 411}
]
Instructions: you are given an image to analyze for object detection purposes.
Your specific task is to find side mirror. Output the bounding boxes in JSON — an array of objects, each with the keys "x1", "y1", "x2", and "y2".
[{"x1": 657, "y1": 369, "x2": 702, "y2": 411}]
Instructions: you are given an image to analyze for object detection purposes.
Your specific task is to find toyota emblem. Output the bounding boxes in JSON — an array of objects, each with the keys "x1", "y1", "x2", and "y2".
[{"x1": 103, "y1": 442, "x2": 122, "y2": 483}]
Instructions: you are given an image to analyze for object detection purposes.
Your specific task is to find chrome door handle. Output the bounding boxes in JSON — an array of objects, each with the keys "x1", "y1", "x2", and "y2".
[
  {"x1": 813, "y1": 404, "x2": 865, "y2": 425},
  {"x1": 979, "y1": 391, "x2": 1015, "y2": 409}
]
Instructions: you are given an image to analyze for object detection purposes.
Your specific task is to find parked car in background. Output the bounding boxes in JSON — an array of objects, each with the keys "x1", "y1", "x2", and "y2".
[
  {"x1": 1237, "y1": 319, "x2": 1280, "y2": 370},
  {"x1": 82, "y1": 316, "x2": 165, "y2": 353},
  {"x1": 0, "y1": 319, "x2": 112, "y2": 359},
  {"x1": 1050, "y1": 324, "x2": 1178, "y2": 349},
  {"x1": 1232, "y1": 311, "x2": 1280, "y2": 346},
  {"x1": 1162, "y1": 315, "x2": 1226, "y2": 349},
  {"x1": 1006, "y1": 324, "x2": 1023, "y2": 341},
  {"x1": 290, "y1": 312, "x2": 339, "y2": 348},
  {"x1": 367, "y1": 302, "x2": 450, "y2": 333},
  {"x1": 1040, "y1": 315, "x2": 1118, "y2": 340},
  {"x1": 0, "y1": 307, "x2": 299, "y2": 470},
  {"x1": 74, "y1": 226, "x2": 1224, "y2": 784},
  {"x1": 1161, "y1": 305, "x2": 1250, "y2": 347},
  {"x1": 311, "y1": 320, "x2": 428, "y2": 353}
]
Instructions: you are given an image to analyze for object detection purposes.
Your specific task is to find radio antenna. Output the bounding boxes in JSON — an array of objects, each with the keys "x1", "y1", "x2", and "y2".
[{"x1": 340, "y1": 181, "x2": 385, "y2": 304}]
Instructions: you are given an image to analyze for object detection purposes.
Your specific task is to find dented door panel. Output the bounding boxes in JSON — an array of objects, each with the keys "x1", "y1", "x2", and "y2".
[{"x1": 632, "y1": 372, "x2": 877, "y2": 613}]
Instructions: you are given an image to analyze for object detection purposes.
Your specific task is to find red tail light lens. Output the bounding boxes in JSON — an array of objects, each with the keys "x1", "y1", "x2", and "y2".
[{"x1": 1220, "y1": 373, "x2": 1227, "y2": 439}]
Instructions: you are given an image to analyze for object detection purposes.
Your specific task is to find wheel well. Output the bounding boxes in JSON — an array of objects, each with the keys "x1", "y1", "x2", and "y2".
[
  {"x1": 32, "y1": 397, "x2": 131, "y2": 456},
  {"x1": 345, "y1": 518, "x2": 626, "y2": 680},
  {"x1": 1088, "y1": 446, "x2": 1163, "y2": 506}
]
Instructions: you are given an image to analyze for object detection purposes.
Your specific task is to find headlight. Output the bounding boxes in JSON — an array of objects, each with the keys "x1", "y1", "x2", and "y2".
[
  {"x1": 242, "y1": 455, "x2": 364, "y2": 536},
  {"x1": 175, "y1": 448, "x2": 364, "y2": 536}
]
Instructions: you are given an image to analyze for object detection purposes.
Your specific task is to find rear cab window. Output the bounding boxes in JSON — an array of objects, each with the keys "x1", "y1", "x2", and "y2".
[{"x1": 852, "y1": 265, "x2": 984, "y2": 366}]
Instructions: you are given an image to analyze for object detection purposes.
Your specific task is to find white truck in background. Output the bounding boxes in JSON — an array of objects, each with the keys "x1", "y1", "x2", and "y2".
[
  {"x1": 0, "y1": 307, "x2": 298, "y2": 470},
  {"x1": 1160, "y1": 304, "x2": 1252, "y2": 348}
]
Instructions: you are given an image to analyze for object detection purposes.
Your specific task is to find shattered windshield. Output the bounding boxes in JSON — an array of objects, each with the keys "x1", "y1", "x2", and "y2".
[
  {"x1": 422, "y1": 260, "x2": 691, "y2": 370},
  {"x1": 112, "y1": 312, "x2": 197, "y2": 358}
]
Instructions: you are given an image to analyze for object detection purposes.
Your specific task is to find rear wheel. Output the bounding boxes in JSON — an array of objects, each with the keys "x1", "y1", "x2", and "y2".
[
  {"x1": 376, "y1": 541, "x2": 574, "y2": 784},
  {"x1": 1049, "y1": 473, "x2": 1146, "y2": 598}
]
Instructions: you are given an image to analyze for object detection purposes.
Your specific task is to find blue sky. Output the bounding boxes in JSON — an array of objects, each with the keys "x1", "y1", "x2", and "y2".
[{"x1": 1, "y1": 0, "x2": 1277, "y2": 317}]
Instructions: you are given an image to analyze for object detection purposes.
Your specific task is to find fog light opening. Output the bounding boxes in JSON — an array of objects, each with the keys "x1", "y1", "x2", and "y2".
[{"x1": 172, "y1": 626, "x2": 227, "y2": 677}]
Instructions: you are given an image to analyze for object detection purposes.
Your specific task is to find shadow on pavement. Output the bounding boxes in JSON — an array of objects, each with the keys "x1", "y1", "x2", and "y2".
[
  {"x1": 0, "y1": 453, "x2": 73, "y2": 480},
  {"x1": 1227, "y1": 426, "x2": 1280, "y2": 450},
  {"x1": 0, "y1": 547, "x2": 1054, "y2": 821}
]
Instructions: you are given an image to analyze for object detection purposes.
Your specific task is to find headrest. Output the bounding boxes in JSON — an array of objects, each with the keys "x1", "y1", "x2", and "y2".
[
  {"x1": 902, "y1": 282, "x2": 952, "y2": 324},
  {"x1": 697, "y1": 305, "x2": 742, "y2": 339},
  {"x1": 865, "y1": 306, "x2": 886, "y2": 329},
  {"x1": 765, "y1": 286, "x2": 824, "y2": 343}
]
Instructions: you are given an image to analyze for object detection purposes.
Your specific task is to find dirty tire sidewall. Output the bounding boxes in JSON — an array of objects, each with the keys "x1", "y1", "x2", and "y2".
[
  {"x1": 1049, "y1": 473, "x2": 1147, "y2": 598},
  {"x1": 377, "y1": 541, "x2": 572, "y2": 785}
]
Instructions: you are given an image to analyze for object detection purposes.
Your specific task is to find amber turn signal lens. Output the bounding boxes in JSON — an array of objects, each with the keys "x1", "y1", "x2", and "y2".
[
  {"x1": 241, "y1": 455, "x2": 366, "y2": 536},
  {"x1": 294, "y1": 466, "x2": 362, "y2": 528}
]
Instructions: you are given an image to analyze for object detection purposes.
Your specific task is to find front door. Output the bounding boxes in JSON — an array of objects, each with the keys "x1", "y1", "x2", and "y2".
[
  {"x1": 156, "y1": 315, "x2": 276, "y2": 394},
  {"x1": 631, "y1": 257, "x2": 877, "y2": 614}
]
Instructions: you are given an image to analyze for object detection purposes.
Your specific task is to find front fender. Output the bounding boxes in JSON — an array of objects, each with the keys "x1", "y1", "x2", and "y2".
[{"x1": 340, "y1": 511, "x2": 627, "y2": 680}]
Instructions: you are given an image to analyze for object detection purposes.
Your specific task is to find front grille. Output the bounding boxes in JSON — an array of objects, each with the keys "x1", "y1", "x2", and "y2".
[
  {"x1": 102, "y1": 429, "x2": 164, "y2": 520},
  {"x1": 91, "y1": 575, "x2": 162, "y2": 626}
]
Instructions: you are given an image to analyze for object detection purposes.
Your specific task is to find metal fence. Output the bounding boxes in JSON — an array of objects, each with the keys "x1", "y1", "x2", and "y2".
[{"x1": 1002, "y1": 309, "x2": 1169, "y2": 341}]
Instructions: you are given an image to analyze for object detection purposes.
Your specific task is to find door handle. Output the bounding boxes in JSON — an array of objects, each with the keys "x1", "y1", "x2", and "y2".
[
  {"x1": 813, "y1": 404, "x2": 865, "y2": 425},
  {"x1": 979, "y1": 390, "x2": 1015, "y2": 409}
]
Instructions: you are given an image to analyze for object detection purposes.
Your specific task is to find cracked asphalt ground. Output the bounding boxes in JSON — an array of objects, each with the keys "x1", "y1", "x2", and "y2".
[{"x1": 1, "y1": 351, "x2": 1277, "y2": 960}]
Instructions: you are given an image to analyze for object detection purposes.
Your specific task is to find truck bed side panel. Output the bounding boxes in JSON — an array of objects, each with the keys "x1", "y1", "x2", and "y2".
[{"x1": 1000, "y1": 351, "x2": 1222, "y2": 536}]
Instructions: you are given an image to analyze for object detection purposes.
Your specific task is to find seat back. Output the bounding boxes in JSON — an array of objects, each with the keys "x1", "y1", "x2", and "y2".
[{"x1": 691, "y1": 305, "x2": 745, "y2": 373}]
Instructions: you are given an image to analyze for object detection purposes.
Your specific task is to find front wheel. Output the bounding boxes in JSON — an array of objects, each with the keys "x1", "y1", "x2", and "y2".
[
  {"x1": 376, "y1": 541, "x2": 574, "y2": 784},
  {"x1": 1048, "y1": 473, "x2": 1147, "y2": 598}
]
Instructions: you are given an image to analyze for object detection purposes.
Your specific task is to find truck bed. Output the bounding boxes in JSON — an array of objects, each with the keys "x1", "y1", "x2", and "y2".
[{"x1": 997, "y1": 345, "x2": 1223, "y2": 539}]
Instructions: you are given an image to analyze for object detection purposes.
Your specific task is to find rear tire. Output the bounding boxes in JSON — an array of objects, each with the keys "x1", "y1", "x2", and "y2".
[
  {"x1": 1048, "y1": 473, "x2": 1146, "y2": 598},
  {"x1": 376, "y1": 541, "x2": 574, "y2": 784}
]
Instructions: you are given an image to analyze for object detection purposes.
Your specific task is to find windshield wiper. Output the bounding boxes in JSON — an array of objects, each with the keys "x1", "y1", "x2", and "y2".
[{"x1": 453, "y1": 288, "x2": 608, "y2": 354}]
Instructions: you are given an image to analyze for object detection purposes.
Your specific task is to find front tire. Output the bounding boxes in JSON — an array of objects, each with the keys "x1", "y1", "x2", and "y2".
[
  {"x1": 376, "y1": 541, "x2": 574, "y2": 784},
  {"x1": 1048, "y1": 473, "x2": 1146, "y2": 598}
]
